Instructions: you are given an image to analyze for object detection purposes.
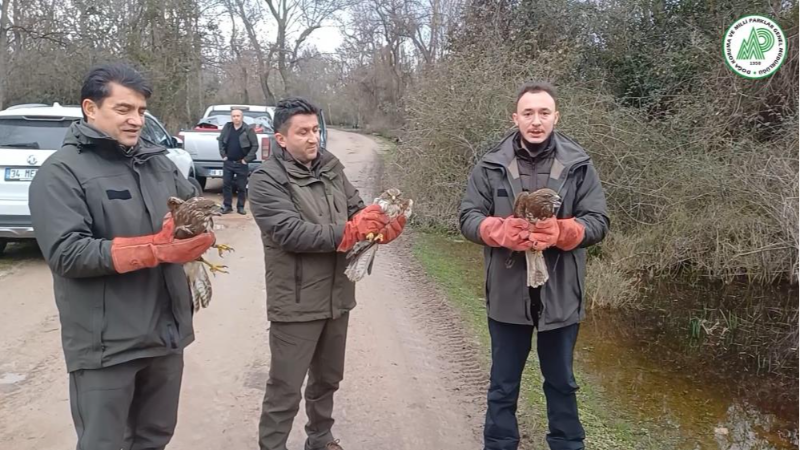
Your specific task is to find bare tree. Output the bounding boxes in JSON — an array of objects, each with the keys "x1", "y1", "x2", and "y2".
[{"x1": 262, "y1": 0, "x2": 348, "y2": 92}]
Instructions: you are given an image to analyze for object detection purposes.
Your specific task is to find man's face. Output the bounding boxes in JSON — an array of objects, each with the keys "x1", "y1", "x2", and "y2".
[
  {"x1": 231, "y1": 109, "x2": 243, "y2": 127},
  {"x1": 275, "y1": 114, "x2": 320, "y2": 166},
  {"x1": 513, "y1": 91, "x2": 559, "y2": 144},
  {"x1": 82, "y1": 82, "x2": 147, "y2": 147}
]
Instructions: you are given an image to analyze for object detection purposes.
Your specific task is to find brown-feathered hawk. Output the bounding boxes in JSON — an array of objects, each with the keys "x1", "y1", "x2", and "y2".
[
  {"x1": 168, "y1": 196, "x2": 234, "y2": 312},
  {"x1": 344, "y1": 188, "x2": 413, "y2": 282},
  {"x1": 512, "y1": 188, "x2": 561, "y2": 288}
]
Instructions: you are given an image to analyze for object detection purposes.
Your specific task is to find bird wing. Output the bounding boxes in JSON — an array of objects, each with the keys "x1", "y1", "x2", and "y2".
[{"x1": 345, "y1": 243, "x2": 379, "y2": 282}]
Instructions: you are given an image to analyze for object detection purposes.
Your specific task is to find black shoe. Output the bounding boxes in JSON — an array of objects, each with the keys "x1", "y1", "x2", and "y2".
[
  {"x1": 237, "y1": 207, "x2": 246, "y2": 215},
  {"x1": 220, "y1": 207, "x2": 233, "y2": 214}
]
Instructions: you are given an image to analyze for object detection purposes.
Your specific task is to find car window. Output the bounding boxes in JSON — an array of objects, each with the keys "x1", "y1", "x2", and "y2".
[
  {"x1": 208, "y1": 110, "x2": 267, "y2": 121},
  {"x1": 0, "y1": 118, "x2": 75, "y2": 150},
  {"x1": 143, "y1": 116, "x2": 171, "y2": 147}
]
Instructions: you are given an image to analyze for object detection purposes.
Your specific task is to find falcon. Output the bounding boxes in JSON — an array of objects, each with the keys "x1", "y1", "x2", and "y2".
[
  {"x1": 168, "y1": 196, "x2": 234, "y2": 312},
  {"x1": 344, "y1": 188, "x2": 413, "y2": 282},
  {"x1": 511, "y1": 188, "x2": 561, "y2": 288}
]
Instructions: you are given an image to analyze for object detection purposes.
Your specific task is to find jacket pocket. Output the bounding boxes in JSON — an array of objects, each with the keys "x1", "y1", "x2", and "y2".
[
  {"x1": 295, "y1": 255, "x2": 303, "y2": 303},
  {"x1": 167, "y1": 323, "x2": 178, "y2": 349}
]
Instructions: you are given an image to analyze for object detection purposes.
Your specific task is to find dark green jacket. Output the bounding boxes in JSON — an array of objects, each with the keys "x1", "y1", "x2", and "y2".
[
  {"x1": 249, "y1": 147, "x2": 365, "y2": 322},
  {"x1": 218, "y1": 122, "x2": 259, "y2": 162},
  {"x1": 459, "y1": 130, "x2": 610, "y2": 330},
  {"x1": 29, "y1": 121, "x2": 198, "y2": 372}
]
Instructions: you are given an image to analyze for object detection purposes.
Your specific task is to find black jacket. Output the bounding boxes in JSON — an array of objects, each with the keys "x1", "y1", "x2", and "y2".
[{"x1": 218, "y1": 122, "x2": 259, "y2": 162}]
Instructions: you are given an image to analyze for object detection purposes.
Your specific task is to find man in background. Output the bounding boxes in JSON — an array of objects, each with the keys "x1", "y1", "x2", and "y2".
[{"x1": 218, "y1": 108, "x2": 259, "y2": 215}]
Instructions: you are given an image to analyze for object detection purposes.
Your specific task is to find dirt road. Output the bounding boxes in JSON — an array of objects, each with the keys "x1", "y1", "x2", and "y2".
[{"x1": 0, "y1": 129, "x2": 486, "y2": 449}]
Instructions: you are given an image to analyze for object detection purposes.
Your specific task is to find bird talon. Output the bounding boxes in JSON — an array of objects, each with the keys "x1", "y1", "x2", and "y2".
[
  {"x1": 366, "y1": 232, "x2": 375, "y2": 242},
  {"x1": 213, "y1": 244, "x2": 235, "y2": 258},
  {"x1": 208, "y1": 264, "x2": 229, "y2": 276},
  {"x1": 376, "y1": 233, "x2": 384, "y2": 242}
]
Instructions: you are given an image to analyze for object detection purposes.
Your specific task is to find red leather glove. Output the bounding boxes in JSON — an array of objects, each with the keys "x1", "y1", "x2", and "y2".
[
  {"x1": 530, "y1": 217, "x2": 560, "y2": 251},
  {"x1": 337, "y1": 204, "x2": 389, "y2": 252},
  {"x1": 479, "y1": 217, "x2": 533, "y2": 252},
  {"x1": 111, "y1": 215, "x2": 215, "y2": 274},
  {"x1": 555, "y1": 218, "x2": 585, "y2": 251},
  {"x1": 376, "y1": 215, "x2": 407, "y2": 244}
]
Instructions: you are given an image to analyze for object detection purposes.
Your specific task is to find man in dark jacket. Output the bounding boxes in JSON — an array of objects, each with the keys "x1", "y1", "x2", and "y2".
[
  {"x1": 29, "y1": 63, "x2": 215, "y2": 450},
  {"x1": 459, "y1": 81, "x2": 610, "y2": 450},
  {"x1": 249, "y1": 97, "x2": 407, "y2": 450},
  {"x1": 218, "y1": 108, "x2": 259, "y2": 215}
]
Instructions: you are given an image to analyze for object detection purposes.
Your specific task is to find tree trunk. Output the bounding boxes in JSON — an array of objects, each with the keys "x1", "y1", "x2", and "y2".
[{"x1": 0, "y1": 0, "x2": 11, "y2": 109}]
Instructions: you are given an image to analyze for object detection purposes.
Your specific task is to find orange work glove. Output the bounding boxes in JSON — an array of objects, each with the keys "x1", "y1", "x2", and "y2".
[
  {"x1": 111, "y1": 215, "x2": 215, "y2": 274},
  {"x1": 530, "y1": 217, "x2": 560, "y2": 251},
  {"x1": 376, "y1": 215, "x2": 407, "y2": 245},
  {"x1": 554, "y1": 218, "x2": 585, "y2": 251},
  {"x1": 337, "y1": 204, "x2": 389, "y2": 252},
  {"x1": 479, "y1": 217, "x2": 533, "y2": 252}
]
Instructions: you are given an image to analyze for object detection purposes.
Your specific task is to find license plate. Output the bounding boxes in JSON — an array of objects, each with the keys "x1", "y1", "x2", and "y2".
[
  {"x1": 4, "y1": 168, "x2": 37, "y2": 181},
  {"x1": 208, "y1": 169, "x2": 223, "y2": 177}
]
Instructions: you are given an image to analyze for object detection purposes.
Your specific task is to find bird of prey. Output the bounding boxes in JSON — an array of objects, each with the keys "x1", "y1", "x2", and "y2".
[
  {"x1": 168, "y1": 196, "x2": 234, "y2": 312},
  {"x1": 511, "y1": 188, "x2": 562, "y2": 288},
  {"x1": 344, "y1": 188, "x2": 413, "y2": 282}
]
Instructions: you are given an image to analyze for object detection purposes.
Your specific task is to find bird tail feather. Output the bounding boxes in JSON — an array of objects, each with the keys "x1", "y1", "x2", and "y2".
[
  {"x1": 345, "y1": 244, "x2": 379, "y2": 282},
  {"x1": 526, "y1": 250, "x2": 549, "y2": 288},
  {"x1": 185, "y1": 261, "x2": 212, "y2": 313}
]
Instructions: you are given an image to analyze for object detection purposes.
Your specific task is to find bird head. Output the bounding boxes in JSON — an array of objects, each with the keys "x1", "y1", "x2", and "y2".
[
  {"x1": 381, "y1": 188, "x2": 403, "y2": 202},
  {"x1": 193, "y1": 198, "x2": 222, "y2": 218},
  {"x1": 537, "y1": 188, "x2": 562, "y2": 215}
]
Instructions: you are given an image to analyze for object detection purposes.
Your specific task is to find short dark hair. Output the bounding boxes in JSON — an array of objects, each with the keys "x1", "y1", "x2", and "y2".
[
  {"x1": 273, "y1": 97, "x2": 319, "y2": 134},
  {"x1": 80, "y1": 63, "x2": 152, "y2": 115},
  {"x1": 516, "y1": 81, "x2": 557, "y2": 108}
]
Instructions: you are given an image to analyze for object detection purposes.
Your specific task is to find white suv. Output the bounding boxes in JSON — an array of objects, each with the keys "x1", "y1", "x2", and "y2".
[{"x1": 0, "y1": 103, "x2": 195, "y2": 255}]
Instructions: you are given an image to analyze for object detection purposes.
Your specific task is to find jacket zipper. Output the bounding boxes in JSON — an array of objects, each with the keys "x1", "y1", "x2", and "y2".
[{"x1": 295, "y1": 255, "x2": 303, "y2": 303}]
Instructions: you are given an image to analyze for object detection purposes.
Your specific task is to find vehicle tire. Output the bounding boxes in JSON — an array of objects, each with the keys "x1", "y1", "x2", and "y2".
[
  {"x1": 0, "y1": 239, "x2": 7, "y2": 256},
  {"x1": 189, "y1": 177, "x2": 204, "y2": 194}
]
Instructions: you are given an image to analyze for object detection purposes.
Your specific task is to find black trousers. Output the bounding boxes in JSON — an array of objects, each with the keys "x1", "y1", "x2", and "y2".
[
  {"x1": 68, "y1": 353, "x2": 184, "y2": 450},
  {"x1": 222, "y1": 160, "x2": 249, "y2": 209},
  {"x1": 484, "y1": 291, "x2": 585, "y2": 450}
]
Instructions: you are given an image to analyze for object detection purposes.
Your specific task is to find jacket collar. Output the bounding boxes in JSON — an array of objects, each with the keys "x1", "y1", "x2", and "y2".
[
  {"x1": 481, "y1": 129, "x2": 592, "y2": 199},
  {"x1": 482, "y1": 129, "x2": 589, "y2": 170},
  {"x1": 271, "y1": 146, "x2": 341, "y2": 181},
  {"x1": 64, "y1": 120, "x2": 166, "y2": 162}
]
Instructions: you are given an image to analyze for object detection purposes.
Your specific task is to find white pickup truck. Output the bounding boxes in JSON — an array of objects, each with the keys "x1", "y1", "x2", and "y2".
[{"x1": 178, "y1": 104, "x2": 327, "y2": 190}]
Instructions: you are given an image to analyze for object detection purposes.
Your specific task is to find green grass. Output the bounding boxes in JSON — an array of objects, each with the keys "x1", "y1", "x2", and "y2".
[{"x1": 411, "y1": 231, "x2": 685, "y2": 450}]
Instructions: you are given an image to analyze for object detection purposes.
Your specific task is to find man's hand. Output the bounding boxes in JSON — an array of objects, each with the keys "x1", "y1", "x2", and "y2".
[
  {"x1": 376, "y1": 216, "x2": 407, "y2": 244},
  {"x1": 111, "y1": 214, "x2": 215, "y2": 273},
  {"x1": 530, "y1": 217, "x2": 560, "y2": 251},
  {"x1": 337, "y1": 205, "x2": 389, "y2": 252},
  {"x1": 479, "y1": 217, "x2": 533, "y2": 252}
]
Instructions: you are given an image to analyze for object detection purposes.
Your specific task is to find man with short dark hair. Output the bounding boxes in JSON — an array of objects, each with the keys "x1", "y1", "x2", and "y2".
[
  {"x1": 249, "y1": 97, "x2": 407, "y2": 450},
  {"x1": 29, "y1": 63, "x2": 214, "y2": 450},
  {"x1": 459, "y1": 81, "x2": 609, "y2": 450},
  {"x1": 218, "y1": 108, "x2": 259, "y2": 215}
]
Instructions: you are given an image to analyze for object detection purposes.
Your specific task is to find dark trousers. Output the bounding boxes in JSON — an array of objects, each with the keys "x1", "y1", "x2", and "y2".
[
  {"x1": 68, "y1": 353, "x2": 184, "y2": 450},
  {"x1": 259, "y1": 313, "x2": 350, "y2": 450},
  {"x1": 222, "y1": 160, "x2": 249, "y2": 209},
  {"x1": 484, "y1": 295, "x2": 585, "y2": 450}
]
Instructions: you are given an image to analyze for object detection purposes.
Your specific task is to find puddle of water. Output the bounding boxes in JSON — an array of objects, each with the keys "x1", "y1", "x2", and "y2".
[
  {"x1": 579, "y1": 278, "x2": 799, "y2": 450},
  {"x1": 0, "y1": 372, "x2": 26, "y2": 384}
]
